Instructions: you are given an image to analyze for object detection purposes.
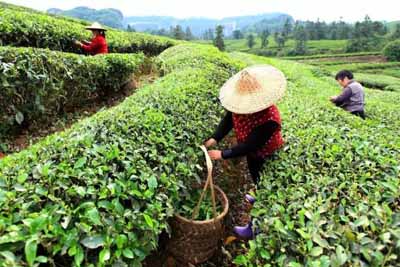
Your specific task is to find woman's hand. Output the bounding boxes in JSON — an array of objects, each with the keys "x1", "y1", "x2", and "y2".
[
  {"x1": 208, "y1": 150, "x2": 222, "y2": 160},
  {"x1": 204, "y1": 138, "x2": 217, "y2": 148},
  {"x1": 329, "y1": 96, "x2": 337, "y2": 102},
  {"x1": 74, "y1": 40, "x2": 83, "y2": 47}
]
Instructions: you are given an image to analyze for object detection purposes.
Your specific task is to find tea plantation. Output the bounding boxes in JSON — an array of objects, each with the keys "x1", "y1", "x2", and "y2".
[
  {"x1": 0, "y1": 2, "x2": 399, "y2": 267},
  {"x1": 230, "y1": 52, "x2": 400, "y2": 267},
  {"x1": 0, "y1": 4, "x2": 177, "y2": 55}
]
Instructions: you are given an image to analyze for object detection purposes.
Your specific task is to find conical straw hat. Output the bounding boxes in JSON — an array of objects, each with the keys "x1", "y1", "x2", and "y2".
[
  {"x1": 219, "y1": 65, "x2": 286, "y2": 114},
  {"x1": 85, "y1": 22, "x2": 107, "y2": 31}
]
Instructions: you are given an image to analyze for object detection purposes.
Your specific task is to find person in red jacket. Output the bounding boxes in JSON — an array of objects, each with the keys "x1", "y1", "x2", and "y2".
[
  {"x1": 74, "y1": 22, "x2": 108, "y2": 55},
  {"x1": 204, "y1": 65, "x2": 287, "y2": 239}
]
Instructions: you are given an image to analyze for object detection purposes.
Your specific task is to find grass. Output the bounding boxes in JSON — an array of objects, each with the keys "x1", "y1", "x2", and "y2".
[{"x1": 194, "y1": 37, "x2": 349, "y2": 56}]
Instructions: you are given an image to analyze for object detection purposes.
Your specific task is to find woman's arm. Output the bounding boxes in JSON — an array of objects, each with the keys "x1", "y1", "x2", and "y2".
[
  {"x1": 221, "y1": 120, "x2": 279, "y2": 159},
  {"x1": 81, "y1": 37, "x2": 103, "y2": 53},
  {"x1": 212, "y1": 111, "x2": 233, "y2": 142},
  {"x1": 331, "y1": 87, "x2": 352, "y2": 106}
]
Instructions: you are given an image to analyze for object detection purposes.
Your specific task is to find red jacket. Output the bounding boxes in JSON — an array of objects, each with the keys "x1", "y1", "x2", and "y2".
[
  {"x1": 233, "y1": 105, "x2": 284, "y2": 158},
  {"x1": 81, "y1": 35, "x2": 108, "y2": 55}
]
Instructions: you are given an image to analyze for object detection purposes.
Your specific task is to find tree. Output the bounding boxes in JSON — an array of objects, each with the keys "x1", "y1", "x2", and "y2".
[
  {"x1": 233, "y1": 29, "x2": 244, "y2": 39},
  {"x1": 346, "y1": 15, "x2": 387, "y2": 52},
  {"x1": 337, "y1": 20, "x2": 352, "y2": 39},
  {"x1": 127, "y1": 25, "x2": 136, "y2": 32},
  {"x1": 372, "y1": 21, "x2": 387, "y2": 35},
  {"x1": 173, "y1": 25, "x2": 185, "y2": 40},
  {"x1": 247, "y1": 34, "x2": 255, "y2": 49},
  {"x1": 293, "y1": 25, "x2": 308, "y2": 55},
  {"x1": 203, "y1": 28, "x2": 214, "y2": 40},
  {"x1": 157, "y1": 28, "x2": 168, "y2": 36},
  {"x1": 214, "y1": 25, "x2": 225, "y2": 51},
  {"x1": 314, "y1": 19, "x2": 327, "y2": 40},
  {"x1": 185, "y1": 26, "x2": 193, "y2": 40},
  {"x1": 282, "y1": 18, "x2": 293, "y2": 38},
  {"x1": 260, "y1": 29, "x2": 270, "y2": 48},
  {"x1": 274, "y1": 32, "x2": 286, "y2": 49},
  {"x1": 329, "y1": 22, "x2": 338, "y2": 40},
  {"x1": 383, "y1": 40, "x2": 400, "y2": 61},
  {"x1": 391, "y1": 24, "x2": 400, "y2": 40}
]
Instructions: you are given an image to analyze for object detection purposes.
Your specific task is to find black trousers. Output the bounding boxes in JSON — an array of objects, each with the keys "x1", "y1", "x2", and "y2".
[
  {"x1": 351, "y1": 110, "x2": 366, "y2": 120},
  {"x1": 246, "y1": 156, "x2": 268, "y2": 185}
]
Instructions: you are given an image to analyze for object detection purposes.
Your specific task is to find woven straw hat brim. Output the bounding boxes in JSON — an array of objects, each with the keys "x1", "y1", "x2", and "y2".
[
  {"x1": 219, "y1": 65, "x2": 286, "y2": 114},
  {"x1": 85, "y1": 22, "x2": 107, "y2": 31}
]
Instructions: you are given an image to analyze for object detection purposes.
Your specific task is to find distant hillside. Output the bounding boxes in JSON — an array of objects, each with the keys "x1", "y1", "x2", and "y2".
[
  {"x1": 388, "y1": 21, "x2": 400, "y2": 32},
  {"x1": 46, "y1": 6, "x2": 293, "y2": 36},
  {"x1": 47, "y1": 7, "x2": 124, "y2": 29},
  {"x1": 124, "y1": 13, "x2": 294, "y2": 36}
]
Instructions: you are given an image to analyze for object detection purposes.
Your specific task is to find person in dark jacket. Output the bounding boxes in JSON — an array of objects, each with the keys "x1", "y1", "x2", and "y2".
[
  {"x1": 330, "y1": 70, "x2": 366, "y2": 119},
  {"x1": 204, "y1": 65, "x2": 287, "y2": 239},
  {"x1": 74, "y1": 22, "x2": 108, "y2": 55}
]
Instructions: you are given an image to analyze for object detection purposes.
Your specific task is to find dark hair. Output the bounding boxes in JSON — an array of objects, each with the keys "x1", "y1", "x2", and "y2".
[
  {"x1": 92, "y1": 29, "x2": 106, "y2": 38},
  {"x1": 335, "y1": 70, "x2": 354, "y2": 81}
]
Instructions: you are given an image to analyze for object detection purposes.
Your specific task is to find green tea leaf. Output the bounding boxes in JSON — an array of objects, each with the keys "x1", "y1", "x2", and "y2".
[
  {"x1": 148, "y1": 176, "x2": 158, "y2": 190},
  {"x1": 81, "y1": 235, "x2": 104, "y2": 249},
  {"x1": 312, "y1": 233, "x2": 329, "y2": 248},
  {"x1": 123, "y1": 248, "x2": 134, "y2": 259},
  {"x1": 15, "y1": 111, "x2": 24, "y2": 125},
  {"x1": 99, "y1": 248, "x2": 110, "y2": 263},
  {"x1": 143, "y1": 214, "x2": 154, "y2": 228},
  {"x1": 336, "y1": 245, "x2": 347, "y2": 265},
  {"x1": 74, "y1": 157, "x2": 87, "y2": 169},
  {"x1": 25, "y1": 237, "x2": 37, "y2": 267},
  {"x1": 74, "y1": 246, "x2": 84, "y2": 266},
  {"x1": 86, "y1": 208, "x2": 102, "y2": 225},
  {"x1": 354, "y1": 216, "x2": 369, "y2": 227},
  {"x1": 310, "y1": 246, "x2": 323, "y2": 257}
]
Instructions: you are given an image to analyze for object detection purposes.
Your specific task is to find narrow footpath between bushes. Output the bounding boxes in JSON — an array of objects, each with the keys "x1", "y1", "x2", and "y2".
[
  {"x1": 0, "y1": 70, "x2": 159, "y2": 156},
  {"x1": 143, "y1": 136, "x2": 256, "y2": 267}
]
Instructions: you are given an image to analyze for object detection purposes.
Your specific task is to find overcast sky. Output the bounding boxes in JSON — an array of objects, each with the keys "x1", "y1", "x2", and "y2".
[{"x1": 3, "y1": 0, "x2": 398, "y2": 22}]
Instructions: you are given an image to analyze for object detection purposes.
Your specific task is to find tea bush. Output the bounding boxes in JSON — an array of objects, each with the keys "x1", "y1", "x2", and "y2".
[
  {"x1": 0, "y1": 6, "x2": 177, "y2": 55},
  {"x1": 0, "y1": 46, "x2": 145, "y2": 136},
  {"x1": 0, "y1": 44, "x2": 244, "y2": 266},
  {"x1": 230, "y1": 53, "x2": 400, "y2": 267},
  {"x1": 354, "y1": 73, "x2": 400, "y2": 91}
]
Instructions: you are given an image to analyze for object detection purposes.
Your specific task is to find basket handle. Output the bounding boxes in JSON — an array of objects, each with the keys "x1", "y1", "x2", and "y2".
[{"x1": 191, "y1": 145, "x2": 218, "y2": 221}]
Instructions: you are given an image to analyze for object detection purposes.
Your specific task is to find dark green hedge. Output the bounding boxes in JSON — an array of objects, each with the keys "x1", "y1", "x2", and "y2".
[{"x1": 0, "y1": 46, "x2": 145, "y2": 136}]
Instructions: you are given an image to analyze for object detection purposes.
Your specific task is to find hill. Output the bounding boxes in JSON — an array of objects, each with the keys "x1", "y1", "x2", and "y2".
[
  {"x1": 124, "y1": 13, "x2": 293, "y2": 36},
  {"x1": 47, "y1": 6, "x2": 124, "y2": 29},
  {"x1": 45, "y1": 7, "x2": 293, "y2": 36},
  {"x1": 388, "y1": 21, "x2": 400, "y2": 32}
]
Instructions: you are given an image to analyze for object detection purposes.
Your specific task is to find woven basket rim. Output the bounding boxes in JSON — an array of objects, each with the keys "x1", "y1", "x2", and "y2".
[{"x1": 173, "y1": 184, "x2": 229, "y2": 225}]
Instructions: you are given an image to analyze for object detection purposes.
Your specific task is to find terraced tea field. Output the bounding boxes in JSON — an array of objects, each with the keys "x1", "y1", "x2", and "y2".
[{"x1": 0, "y1": 2, "x2": 399, "y2": 267}]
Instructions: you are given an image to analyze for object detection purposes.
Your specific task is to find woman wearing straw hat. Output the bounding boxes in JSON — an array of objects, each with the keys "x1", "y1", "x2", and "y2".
[
  {"x1": 204, "y1": 65, "x2": 286, "y2": 239},
  {"x1": 74, "y1": 22, "x2": 109, "y2": 55}
]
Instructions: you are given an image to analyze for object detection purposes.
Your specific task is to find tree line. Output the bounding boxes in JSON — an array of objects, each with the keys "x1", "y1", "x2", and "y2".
[{"x1": 126, "y1": 16, "x2": 397, "y2": 56}]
